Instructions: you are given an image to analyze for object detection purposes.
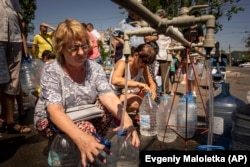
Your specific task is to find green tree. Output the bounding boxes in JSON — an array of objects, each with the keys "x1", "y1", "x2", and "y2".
[
  {"x1": 19, "y1": 0, "x2": 37, "y2": 37},
  {"x1": 141, "y1": 0, "x2": 244, "y2": 33},
  {"x1": 244, "y1": 35, "x2": 250, "y2": 51}
]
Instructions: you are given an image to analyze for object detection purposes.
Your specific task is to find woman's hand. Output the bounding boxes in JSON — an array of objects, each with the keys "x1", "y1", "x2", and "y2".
[
  {"x1": 113, "y1": 126, "x2": 140, "y2": 148},
  {"x1": 138, "y1": 82, "x2": 157, "y2": 99},
  {"x1": 138, "y1": 83, "x2": 151, "y2": 93},
  {"x1": 75, "y1": 132, "x2": 111, "y2": 167},
  {"x1": 126, "y1": 126, "x2": 140, "y2": 147}
]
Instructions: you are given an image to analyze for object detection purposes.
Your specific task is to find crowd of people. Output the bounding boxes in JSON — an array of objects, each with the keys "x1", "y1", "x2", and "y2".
[{"x1": 0, "y1": 0, "x2": 209, "y2": 166}]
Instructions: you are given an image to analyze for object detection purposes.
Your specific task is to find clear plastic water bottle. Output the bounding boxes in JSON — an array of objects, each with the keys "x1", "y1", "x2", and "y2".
[
  {"x1": 20, "y1": 58, "x2": 38, "y2": 95},
  {"x1": 49, "y1": 132, "x2": 111, "y2": 167},
  {"x1": 157, "y1": 94, "x2": 177, "y2": 143},
  {"x1": 139, "y1": 92, "x2": 158, "y2": 136},
  {"x1": 107, "y1": 129, "x2": 139, "y2": 167},
  {"x1": 188, "y1": 64, "x2": 194, "y2": 80},
  {"x1": 195, "y1": 62, "x2": 206, "y2": 79},
  {"x1": 87, "y1": 132, "x2": 111, "y2": 167},
  {"x1": 104, "y1": 56, "x2": 113, "y2": 75},
  {"x1": 155, "y1": 75, "x2": 162, "y2": 93},
  {"x1": 176, "y1": 92, "x2": 198, "y2": 138},
  {"x1": 31, "y1": 58, "x2": 44, "y2": 86},
  {"x1": 48, "y1": 134, "x2": 81, "y2": 167}
]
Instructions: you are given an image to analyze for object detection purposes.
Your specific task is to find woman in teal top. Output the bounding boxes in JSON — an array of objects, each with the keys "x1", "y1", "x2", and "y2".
[{"x1": 169, "y1": 52, "x2": 180, "y2": 95}]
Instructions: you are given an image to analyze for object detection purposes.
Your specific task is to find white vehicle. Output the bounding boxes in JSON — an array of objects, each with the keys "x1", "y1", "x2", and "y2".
[
  {"x1": 239, "y1": 62, "x2": 250, "y2": 67},
  {"x1": 212, "y1": 66, "x2": 226, "y2": 83}
]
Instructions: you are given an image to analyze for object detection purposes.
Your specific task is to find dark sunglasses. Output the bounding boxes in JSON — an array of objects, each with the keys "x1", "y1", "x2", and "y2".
[{"x1": 139, "y1": 54, "x2": 151, "y2": 65}]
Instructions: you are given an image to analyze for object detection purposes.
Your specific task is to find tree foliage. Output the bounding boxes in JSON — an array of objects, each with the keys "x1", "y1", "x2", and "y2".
[
  {"x1": 19, "y1": 0, "x2": 37, "y2": 37},
  {"x1": 244, "y1": 35, "x2": 250, "y2": 51},
  {"x1": 141, "y1": 0, "x2": 244, "y2": 33}
]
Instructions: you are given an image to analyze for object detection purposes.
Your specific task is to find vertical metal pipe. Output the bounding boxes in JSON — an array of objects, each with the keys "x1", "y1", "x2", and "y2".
[{"x1": 205, "y1": 49, "x2": 214, "y2": 146}]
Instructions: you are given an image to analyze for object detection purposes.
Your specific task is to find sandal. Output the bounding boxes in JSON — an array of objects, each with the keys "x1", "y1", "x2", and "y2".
[{"x1": 7, "y1": 123, "x2": 31, "y2": 134}]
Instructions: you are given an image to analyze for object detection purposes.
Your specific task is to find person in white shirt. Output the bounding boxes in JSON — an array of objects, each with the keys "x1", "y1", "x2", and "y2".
[
  {"x1": 86, "y1": 23, "x2": 102, "y2": 46},
  {"x1": 145, "y1": 9, "x2": 183, "y2": 95}
]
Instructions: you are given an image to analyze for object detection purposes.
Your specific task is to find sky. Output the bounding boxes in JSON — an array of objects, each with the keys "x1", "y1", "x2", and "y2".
[{"x1": 29, "y1": 0, "x2": 250, "y2": 52}]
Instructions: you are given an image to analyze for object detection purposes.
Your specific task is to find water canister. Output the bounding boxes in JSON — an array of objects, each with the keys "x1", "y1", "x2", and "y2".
[
  {"x1": 231, "y1": 105, "x2": 250, "y2": 150},
  {"x1": 49, "y1": 133, "x2": 110, "y2": 167},
  {"x1": 48, "y1": 134, "x2": 81, "y2": 167},
  {"x1": 20, "y1": 58, "x2": 39, "y2": 94},
  {"x1": 107, "y1": 129, "x2": 139, "y2": 167},
  {"x1": 206, "y1": 82, "x2": 245, "y2": 150},
  {"x1": 195, "y1": 61, "x2": 206, "y2": 80},
  {"x1": 156, "y1": 75, "x2": 162, "y2": 93},
  {"x1": 157, "y1": 94, "x2": 177, "y2": 143},
  {"x1": 139, "y1": 92, "x2": 158, "y2": 136},
  {"x1": 104, "y1": 56, "x2": 113, "y2": 75},
  {"x1": 176, "y1": 92, "x2": 198, "y2": 139},
  {"x1": 231, "y1": 91, "x2": 250, "y2": 150},
  {"x1": 31, "y1": 58, "x2": 44, "y2": 85}
]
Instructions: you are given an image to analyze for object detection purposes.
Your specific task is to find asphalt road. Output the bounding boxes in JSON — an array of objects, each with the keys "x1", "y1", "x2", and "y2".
[{"x1": 0, "y1": 66, "x2": 249, "y2": 167}]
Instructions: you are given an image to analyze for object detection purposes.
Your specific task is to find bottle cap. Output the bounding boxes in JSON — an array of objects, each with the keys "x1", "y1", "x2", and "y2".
[
  {"x1": 161, "y1": 94, "x2": 170, "y2": 100},
  {"x1": 92, "y1": 132, "x2": 111, "y2": 149},
  {"x1": 116, "y1": 129, "x2": 127, "y2": 136},
  {"x1": 145, "y1": 92, "x2": 151, "y2": 97}
]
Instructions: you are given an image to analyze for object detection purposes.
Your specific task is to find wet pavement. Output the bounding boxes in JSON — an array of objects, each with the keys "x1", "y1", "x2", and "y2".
[{"x1": 0, "y1": 66, "x2": 250, "y2": 167}]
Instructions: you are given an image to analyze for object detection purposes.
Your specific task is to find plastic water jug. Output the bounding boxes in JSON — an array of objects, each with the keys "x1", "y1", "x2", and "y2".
[
  {"x1": 139, "y1": 92, "x2": 158, "y2": 136},
  {"x1": 157, "y1": 94, "x2": 177, "y2": 143},
  {"x1": 107, "y1": 129, "x2": 139, "y2": 167},
  {"x1": 206, "y1": 82, "x2": 245, "y2": 150},
  {"x1": 176, "y1": 92, "x2": 198, "y2": 138}
]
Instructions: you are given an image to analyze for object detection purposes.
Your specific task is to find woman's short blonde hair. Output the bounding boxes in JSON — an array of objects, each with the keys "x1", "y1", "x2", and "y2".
[{"x1": 53, "y1": 18, "x2": 90, "y2": 65}]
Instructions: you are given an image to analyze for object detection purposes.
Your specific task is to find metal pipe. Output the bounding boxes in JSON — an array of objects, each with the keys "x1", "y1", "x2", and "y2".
[
  {"x1": 111, "y1": 0, "x2": 161, "y2": 29},
  {"x1": 112, "y1": 0, "x2": 216, "y2": 145},
  {"x1": 123, "y1": 26, "x2": 191, "y2": 47},
  {"x1": 111, "y1": 0, "x2": 215, "y2": 49}
]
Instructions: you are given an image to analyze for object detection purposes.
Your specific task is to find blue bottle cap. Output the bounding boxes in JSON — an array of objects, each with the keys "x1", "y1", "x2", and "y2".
[
  {"x1": 145, "y1": 92, "x2": 151, "y2": 97},
  {"x1": 161, "y1": 94, "x2": 170, "y2": 100},
  {"x1": 116, "y1": 129, "x2": 127, "y2": 136},
  {"x1": 92, "y1": 132, "x2": 111, "y2": 149},
  {"x1": 180, "y1": 95, "x2": 186, "y2": 102}
]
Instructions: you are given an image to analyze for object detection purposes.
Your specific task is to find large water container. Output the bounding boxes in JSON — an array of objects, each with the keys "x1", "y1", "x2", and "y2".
[
  {"x1": 49, "y1": 133, "x2": 110, "y2": 167},
  {"x1": 139, "y1": 92, "x2": 158, "y2": 136},
  {"x1": 157, "y1": 94, "x2": 177, "y2": 143},
  {"x1": 176, "y1": 93, "x2": 198, "y2": 139},
  {"x1": 231, "y1": 91, "x2": 250, "y2": 150},
  {"x1": 107, "y1": 129, "x2": 139, "y2": 167},
  {"x1": 31, "y1": 58, "x2": 44, "y2": 86},
  {"x1": 20, "y1": 58, "x2": 39, "y2": 94},
  {"x1": 195, "y1": 61, "x2": 207, "y2": 80},
  {"x1": 206, "y1": 83, "x2": 245, "y2": 150},
  {"x1": 48, "y1": 134, "x2": 81, "y2": 167}
]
